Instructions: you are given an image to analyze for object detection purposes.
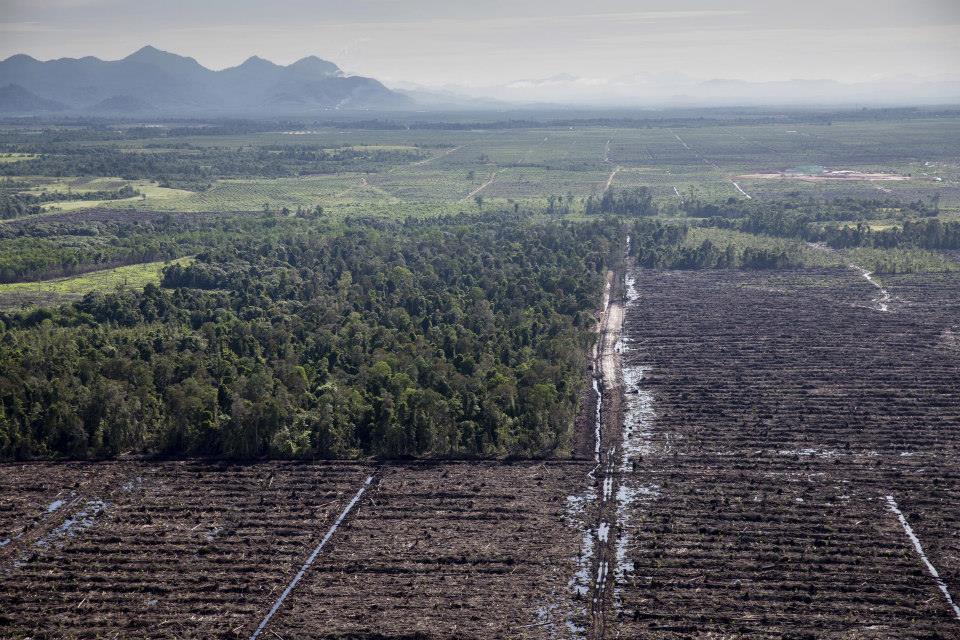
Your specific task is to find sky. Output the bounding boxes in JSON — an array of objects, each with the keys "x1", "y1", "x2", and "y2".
[{"x1": 1, "y1": 0, "x2": 959, "y2": 88}]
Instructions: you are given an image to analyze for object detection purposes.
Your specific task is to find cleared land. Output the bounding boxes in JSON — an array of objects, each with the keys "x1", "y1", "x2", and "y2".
[
  {"x1": 3, "y1": 269, "x2": 958, "y2": 638},
  {"x1": 0, "y1": 461, "x2": 590, "y2": 639},
  {"x1": 613, "y1": 268, "x2": 960, "y2": 637}
]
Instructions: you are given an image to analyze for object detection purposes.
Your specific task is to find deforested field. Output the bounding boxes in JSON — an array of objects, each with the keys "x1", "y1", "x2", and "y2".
[
  {"x1": 0, "y1": 461, "x2": 593, "y2": 639},
  {"x1": 2, "y1": 268, "x2": 959, "y2": 638},
  {"x1": 0, "y1": 461, "x2": 375, "y2": 637},
  {"x1": 614, "y1": 268, "x2": 960, "y2": 638}
]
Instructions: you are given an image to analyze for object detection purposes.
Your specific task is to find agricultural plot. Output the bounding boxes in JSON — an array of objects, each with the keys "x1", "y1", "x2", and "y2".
[
  {"x1": 11, "y1": 116, "x2": 955, "y2": 218},
  {"x1": 682, "y1": 227, "x2": 847, "y2": 268},
  {"x1": 0, "y1": 153, "x2": 38, "y2": 164},
  {"x1": 0, "y1": 460, "x2": 591, "y2": 639},
  {"x1": 611, "y1": 268, "x2": 960, "y2": 637},
  {"x1": 0, "y1": 461, "x2": 375, "y2": 638},
  {"x1": 264, "y1": 462, "x2": 591, "y2": 639},
  {"x1": 132, "y1": 174, "x2": 370, "y2": 212}
]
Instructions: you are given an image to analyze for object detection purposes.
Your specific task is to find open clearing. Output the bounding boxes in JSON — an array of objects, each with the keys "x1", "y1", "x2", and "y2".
[
  {"x1": 739, "y1": 169, "x2": 910, "y2": 182},
  {"x1": 0, "y1": 257, "x2": 193, "y2": 308},
  {"x1": 0, "y1": 461, "x2": 590, "y2": 639},
  {"x1": 612, "y1": 268, "x2": 960, "y2": 637}
]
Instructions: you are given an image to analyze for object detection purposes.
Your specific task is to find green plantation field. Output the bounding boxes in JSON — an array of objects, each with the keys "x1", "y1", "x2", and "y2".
[
  {"x1": 4, "y1": 113, "x2": 960, "y2": 217},
  {"x1": 0, "y1": 109, "x2": 958, "y2": 303},
  {"x1": 683, "y1": 227, "x2": 846, "y2": 268}
]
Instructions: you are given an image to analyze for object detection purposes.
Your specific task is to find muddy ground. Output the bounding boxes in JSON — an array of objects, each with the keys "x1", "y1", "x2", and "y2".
[
  {"x1": 0, "y1": 460, "x2": 592, "y2": 639},
  {"x1": 614, "y1": 268, "x2": 960, "y2": 638}
]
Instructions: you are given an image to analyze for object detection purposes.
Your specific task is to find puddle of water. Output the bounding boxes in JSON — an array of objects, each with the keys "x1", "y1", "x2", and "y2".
[
  {"x1": 625, "y1": 274, "x2": 639, "y2": 304},
  {"x1": 565, "y1": 489, "x2": 597, "y2": 601},
  {"x1": 594, "y1": 560, "x2": 609, "y2": 606},
  {"x1": 613, "y1": 483, "x2": 660, "y2": 608},
  {"x1": 611, "y1": 270, "x2": 664, "y2": 611},
  {"x1": 45, "y1": 499, "x2": 65, "y2": 513},
  {"x1": 597, "y1": 522, "x2": 610, "y2": 543},
  {"x1": 621, "y1": 365, "x2": 656, "y2": 470},
  {"x1": 34, "y1": 499, "x2": 109, "y2": 549},
  {"x1": 593, "y1": 377, "x2": 602, "y2": 463},
  {"x1": 850, "y1": 264, "x2": 891, "y2": 312}
]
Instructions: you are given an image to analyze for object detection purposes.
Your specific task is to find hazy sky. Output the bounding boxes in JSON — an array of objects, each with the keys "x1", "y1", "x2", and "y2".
[{"x1": 2, "y1": 0, "x2": 959, "y2": 86}]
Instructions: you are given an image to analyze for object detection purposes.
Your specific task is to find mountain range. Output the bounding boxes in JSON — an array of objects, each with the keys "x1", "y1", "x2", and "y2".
[
  {"x1": 0, "y1": 46, "x2": 409, "y2": 114},
  {"x1": 3, "y1": 46, "x2": 959, "y2": 115}
]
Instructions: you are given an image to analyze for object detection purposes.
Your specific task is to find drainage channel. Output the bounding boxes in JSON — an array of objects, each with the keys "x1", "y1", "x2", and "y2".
[
  {"x1": 885, "y1": 495, "x2": 960, "y2": 621},
  {"x1": 250, "y1": 474, "x2": 377, "y2": 640}
]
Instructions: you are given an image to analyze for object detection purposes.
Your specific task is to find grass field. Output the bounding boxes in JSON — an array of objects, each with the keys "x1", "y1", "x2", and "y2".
[
  {"x1": 0, "y1": 153, "x2": 37, "y2": 164},
  {"x1": 842, "y1": 246, "x2": 960, "y2": 273},
  {"x1": 0, "y1": 257, "x2": 193, "y2": 307}
]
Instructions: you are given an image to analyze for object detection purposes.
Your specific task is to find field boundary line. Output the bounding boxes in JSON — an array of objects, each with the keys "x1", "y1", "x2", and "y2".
[
  {"x1": 885, "y1": 495, "x2": 960, "y2": 620},
  {"x1": 409, "y1": 144, "x2": 462, "y2": 167},
  {"x1": 602, "y1": 166, "x2": 621, "y2": 194},
  {"x1": 731, "y1": 181, "x2": 752, "y2": 199},
  {"x1": 462, "y1": 171, "x2": 498, "y2": 201},
  {"x1": 250, "y1": 474, "x2": 376, "y2": 639}
]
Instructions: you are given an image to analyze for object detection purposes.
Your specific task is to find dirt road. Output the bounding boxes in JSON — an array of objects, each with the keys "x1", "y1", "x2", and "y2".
[
  {"x1": 462, "y1": 170, "x2": 497, "y2": 201},
  {"x1": 586, "y1": 266, "x2": 628, "y2": 639}
]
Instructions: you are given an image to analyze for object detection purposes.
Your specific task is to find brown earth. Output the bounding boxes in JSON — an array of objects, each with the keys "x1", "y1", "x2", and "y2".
[{"x1": 612, "y1": 268, "x2": 960, "y2": 638}]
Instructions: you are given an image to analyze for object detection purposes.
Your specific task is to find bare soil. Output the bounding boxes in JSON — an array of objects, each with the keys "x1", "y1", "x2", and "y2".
[
  {"x1": 613, "y1": 268, "x2": 960, "y2": 638},
  {"x1": 739, "y1": 170, "x2": 909, "y2": 182}
]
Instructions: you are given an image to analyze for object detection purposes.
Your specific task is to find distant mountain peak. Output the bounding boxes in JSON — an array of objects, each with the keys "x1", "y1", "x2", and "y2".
[
  {"x1": 237, "y1": 55, "x2": 280, "y2": 69},
  {"x1": 0, "y1": 47, "x2": 410, "y2": 113},
  {"x1": 288, "y1": 56, "x2": 342, "y2": 77},
  {"x1": 127, "y1": 44, "x2": 163, "y2": 56},
  {"x1": 2, "y1": 53, "x2": 38, "y2": 64},
  {"x1": 123, "y1": 45, "x2": 204, "y2": 75}
]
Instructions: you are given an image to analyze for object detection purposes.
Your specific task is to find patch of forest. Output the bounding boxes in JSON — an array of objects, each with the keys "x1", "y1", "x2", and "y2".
[
  {"x1": 0, "y1": 145, "x2": 423, "y2": 190},
  {"x1": 688, "y1": 197, "x2": 960, "y2": 250},
  {"x1": 0, "y1": 213, "x2": 623, "y2": 460}
]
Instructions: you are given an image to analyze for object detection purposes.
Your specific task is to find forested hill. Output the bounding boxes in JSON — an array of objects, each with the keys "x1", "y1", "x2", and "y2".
[{"x1": 0, "y1": 214, "x2": 625, "y2": 460}]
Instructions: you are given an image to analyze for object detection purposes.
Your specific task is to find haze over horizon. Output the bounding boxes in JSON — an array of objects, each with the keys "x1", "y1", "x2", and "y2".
[{"x1": 2, "y1": 0, "x2": 959, "y2": 93}]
